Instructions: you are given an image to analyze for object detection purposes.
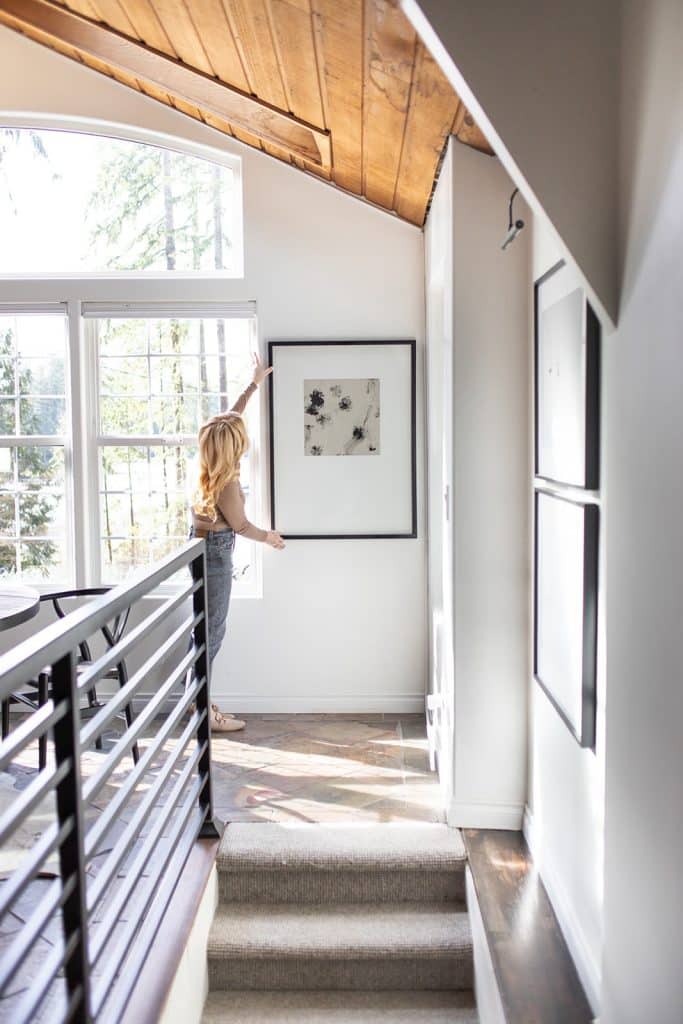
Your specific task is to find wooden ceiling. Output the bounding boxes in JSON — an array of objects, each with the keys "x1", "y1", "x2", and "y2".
[{"x1": 0, "y1": 0, "x2": 492, "y2": 226}]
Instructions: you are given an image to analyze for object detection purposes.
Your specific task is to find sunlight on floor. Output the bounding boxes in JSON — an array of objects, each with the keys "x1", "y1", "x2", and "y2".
[{"x1": 209, "y1": 715, "x2": 444, "y2": 825}]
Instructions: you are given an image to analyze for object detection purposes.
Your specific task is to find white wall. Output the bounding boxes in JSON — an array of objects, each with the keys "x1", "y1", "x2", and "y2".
[
  {"x1": 526, "y1": 4, "x2": 683, "y2": 1019},
  {"x1": 424, "y1": 140, "x2": 455, "y2": 804},
  {"x1": 0, "y1": 27, "x2": 427, "y2": 712},
  {"x1": 425, "y1": 140, "x2": 530, "y2": 829},
  {"x1": 601, "y1": 2, "x2": 683, "y2": 1021},
  {"x1": 403, "y1": 0, "x2": 621, "y2": 326},
  {"x1": 525, "y1": 222, "x2": 607, "y2": 1015},
  {"x1": 450, "y1": 143, "x2": 530, "y2": 829}
]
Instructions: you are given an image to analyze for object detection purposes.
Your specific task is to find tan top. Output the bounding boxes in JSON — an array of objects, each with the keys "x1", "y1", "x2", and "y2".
[{"x1": 191, "y1": 382, "x2": 268, "y2": 543}]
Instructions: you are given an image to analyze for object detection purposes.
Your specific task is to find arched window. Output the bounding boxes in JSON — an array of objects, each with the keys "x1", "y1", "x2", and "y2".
[
  {"x1": 0, "y1": 125, "x2": 259, "y2": 595},
  {"x1": 0, "y1": 127, "x2": 241, "y2": 275}
]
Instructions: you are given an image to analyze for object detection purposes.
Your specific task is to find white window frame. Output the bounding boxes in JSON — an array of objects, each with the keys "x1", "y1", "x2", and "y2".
[
  {"x1": 0, "y1": 121, "x2": 266, "y2": 598},
  {"x1": 0, "y1": 302, "x2": 76, "y2": 585},
  {"x1": 82, "y1": 305, "x2": 262, "y2": 598}
]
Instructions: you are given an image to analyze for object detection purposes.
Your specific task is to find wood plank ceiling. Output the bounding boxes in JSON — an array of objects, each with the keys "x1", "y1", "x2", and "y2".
[{"x1": 0, "y1": 0, "x2": 492, "y2": 226}]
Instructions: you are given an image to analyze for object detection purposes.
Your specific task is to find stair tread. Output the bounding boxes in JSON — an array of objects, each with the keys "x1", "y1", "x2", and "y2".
[
  {"x1": 208, "y1": 902, "x2": 471, "y2": 959},
  {"x1": 203, "y1": 990, "x2": 478, "y2": 1023},
  {"x1": 217, "y1": 823, "x2": 466, "y2": 873}
]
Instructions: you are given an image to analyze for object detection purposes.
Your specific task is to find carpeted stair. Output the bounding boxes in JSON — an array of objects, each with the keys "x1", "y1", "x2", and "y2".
[{"x1": 202, "y1": 823, "x2": 478, "y2": 1022}]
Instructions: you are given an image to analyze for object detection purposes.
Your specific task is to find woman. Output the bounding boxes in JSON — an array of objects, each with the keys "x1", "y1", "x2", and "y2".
[{"x1": 190, "y1": 353, "x2": 285, "y2": 732}]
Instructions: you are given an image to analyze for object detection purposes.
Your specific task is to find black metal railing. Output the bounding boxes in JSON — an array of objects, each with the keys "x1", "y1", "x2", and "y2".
[{"x1": 0, "y1": 539, "x2": 218, "y2": 1024}]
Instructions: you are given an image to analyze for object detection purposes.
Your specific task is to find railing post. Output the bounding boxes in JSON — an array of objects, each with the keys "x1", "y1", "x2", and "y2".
[
  {"x1": 51, "y1": 650, "x2": 92, "y2": 1024},
  {"x1": 191, "y1": 545, "x2": 220, "y2": 840}
]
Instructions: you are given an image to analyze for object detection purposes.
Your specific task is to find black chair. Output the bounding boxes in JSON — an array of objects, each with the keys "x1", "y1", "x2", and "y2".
[{"x1": 0, "y1": 588, "x2": 140, "y2": 770}]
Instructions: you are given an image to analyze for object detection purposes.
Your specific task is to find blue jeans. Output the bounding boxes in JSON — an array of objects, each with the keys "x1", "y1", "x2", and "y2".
[{"x1": 189, "y1": 527, "x2": 235, "y2": 668}]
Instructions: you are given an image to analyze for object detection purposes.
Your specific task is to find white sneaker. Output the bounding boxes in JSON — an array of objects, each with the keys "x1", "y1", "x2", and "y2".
[
  {"x1": 189, "y1": 700, "x2": 237, "y2": 724},
  {"x1": 210, "y1": 705, "x2": 245, "y2": 732}
]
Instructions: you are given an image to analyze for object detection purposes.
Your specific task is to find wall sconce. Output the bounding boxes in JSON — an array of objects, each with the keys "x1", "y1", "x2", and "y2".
[{"x1": 501, "y1": 187, "x2": 525, "y2": 250}]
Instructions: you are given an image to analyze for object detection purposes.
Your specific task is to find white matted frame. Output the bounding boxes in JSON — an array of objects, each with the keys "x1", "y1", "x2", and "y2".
[{"x1": 268, "y1": 340, "x2": 417, "y2": 539}]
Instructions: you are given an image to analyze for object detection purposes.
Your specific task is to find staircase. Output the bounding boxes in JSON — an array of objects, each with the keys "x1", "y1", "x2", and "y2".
[{"x1": 202, "y1": 822, "x2": 478, "y2": 1023}]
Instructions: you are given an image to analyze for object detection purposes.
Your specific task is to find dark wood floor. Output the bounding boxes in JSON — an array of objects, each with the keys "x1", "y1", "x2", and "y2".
[{"x1": 465, "y1": 830, "x2": 594, "y2": 1024}]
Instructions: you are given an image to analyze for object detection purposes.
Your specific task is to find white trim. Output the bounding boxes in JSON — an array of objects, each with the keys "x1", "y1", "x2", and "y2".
[
  {"x1": 447, "y1": 800, "x2": 524, "y2": 830},
  {"x1": 65, "y1": 299, "x2": 81, "y2": 587},
  {"x1": 0, "y1": 112, "x2": 241, "y2": 171},
  {"x1": 97, "y1": 435, "x2": 197, "y2": 447},
  {"x1": 82, "y1": 302, "x2": 256, "y2": 319},
  {"x1": 159, "y1": 865, "x2": 217, "y2": 1024},
  {"x1": 523, "y1": 805, "x2": 601, "y2": 1015},
  {"x1": 80, "y1": 317, "x2": 100, "y2": 587},
  {"x1": 466, "y1": 867, "x2": 507, "y2": 1024},
  {"x1": 130, "y1": 693, "x2": 427, "y2": 715},
  {"x1": 0, "y1": 302, "x2": 67, "y2": 314},
  {"x1": 0, "y1": 436, "x2": 67, "y2": 446}
]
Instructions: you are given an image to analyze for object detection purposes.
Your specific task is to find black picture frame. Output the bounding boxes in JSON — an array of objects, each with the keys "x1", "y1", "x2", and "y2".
[
  {"x1": 268, "y1": 339, "x2": 417, "y2": 540},
  {"x1": 534, "y1": 259, "x2": 601, "y2": 489},
  {"x1": 533, "y1": 489, "x2": 599, "y2": 750}
]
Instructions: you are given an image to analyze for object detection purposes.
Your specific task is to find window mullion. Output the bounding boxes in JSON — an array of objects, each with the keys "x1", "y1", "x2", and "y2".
[
  {"x1": 66, "y1": 300, "x2": 85, "y2": 587},
  {"x1": 80, "y1": 316, "x2": 101, "y2": 587}
]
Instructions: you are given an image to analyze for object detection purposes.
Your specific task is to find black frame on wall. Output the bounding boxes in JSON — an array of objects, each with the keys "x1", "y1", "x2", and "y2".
[
  {"x1": 267, "y1": 339, "x2": 417, "y2": 540},
  {"x1": 533, "y1": 489, "x2": 599, "y2": 750},
  {"x1": 534, "y1": 259, "x2": 601, "y2": 490}
]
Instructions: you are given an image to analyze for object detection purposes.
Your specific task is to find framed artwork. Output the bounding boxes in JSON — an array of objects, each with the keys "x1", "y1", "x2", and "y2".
[
  {"x1": 268, "y1": 340, "x2": 417, "y2": 539},
  {"x1": 534, "y1": 489, "x2": 599, "y2": 749},
  {"x1": 535, "y1": 259, "x2": 601, "y2": 488}
]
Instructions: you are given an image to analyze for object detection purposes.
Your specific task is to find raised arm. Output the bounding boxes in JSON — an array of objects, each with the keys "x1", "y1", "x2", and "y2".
[
  {"x1": 230, "y1": 353, "x2": 273, "y2": 414},
  {"x1": 230, "y1": 381, "x2": 257, "y2": 415}
]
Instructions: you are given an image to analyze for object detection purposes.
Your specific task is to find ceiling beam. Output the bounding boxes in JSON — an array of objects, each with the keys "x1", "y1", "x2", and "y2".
[{"x1": 0, "y1": 0, "x2": 331, "y2": 167}]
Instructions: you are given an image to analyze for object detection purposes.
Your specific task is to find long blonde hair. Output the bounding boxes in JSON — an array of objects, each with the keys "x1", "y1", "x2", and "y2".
[{"x1": 192, "y1": 412, "x2": 249, "y2": 521}]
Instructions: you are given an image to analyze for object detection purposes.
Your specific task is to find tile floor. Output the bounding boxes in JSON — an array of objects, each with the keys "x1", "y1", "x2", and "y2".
[{"x1": 209, "y1": 714, "x2": 443, "y2": 825}]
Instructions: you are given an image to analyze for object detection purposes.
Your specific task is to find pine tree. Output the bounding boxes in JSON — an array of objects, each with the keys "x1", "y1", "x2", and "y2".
[{"x1": 0, "y1": 326, "x2": 57, "y2": 576}]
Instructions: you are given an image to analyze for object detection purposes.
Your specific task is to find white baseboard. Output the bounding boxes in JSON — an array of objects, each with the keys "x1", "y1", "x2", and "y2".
[
  {"x1": 159, "y1": 866, "x2": 217, "y2": 1024},
  {"x1": 447, "y1": 800, "x2": 524, "y2": 830},
  {"x1": 523, "y1": 806, "x2": 601, "y2": 1015},
  {"x1": 130, "y1": 692, "x2": 426, "y2": 715},
  {"x1": 466, "y1": 867, "x2": 506, "y2": 1024}
]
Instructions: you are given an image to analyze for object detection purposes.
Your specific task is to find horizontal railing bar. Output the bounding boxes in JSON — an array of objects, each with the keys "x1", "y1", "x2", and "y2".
[
  {"x1": 90, "y1": 742, "x2": 207, "y2": 967},
  {"x1": 0, "y1": 816, "x2": 74, "y2": 921},
  {"x1": 85, "y1": 680, "x2": 201, "y2": 861},
  {"x1": 87, "y1": 714, "x2": 205, "y2": 914},
  {"x1": 13, "y1": 929, "x2": 81, "y2": 1024},
  {"x1": 91, "y1": 785, "x2": 206, "y2": 1016},
  {"x1": 77, "y1": 579, "x2": 200, "y2": 694},
  {"x1": 79, "y1": 613, "x2": 198, "y2": 750},
  {"x1": 82, "y1": 648, "x2": 204, "y2": 805},
  {"x1": 0, "y1": 699, "x2": 68, "y2": 774},
  {"x1": 0, "y1": 540, "x2": 205, "y2": 697},
  {"x1": 0, "y1": 872, "x2": 76, "y2": 995},
  {"x1": 0, "y1": 759, "x2": 71, "y2": 849}
]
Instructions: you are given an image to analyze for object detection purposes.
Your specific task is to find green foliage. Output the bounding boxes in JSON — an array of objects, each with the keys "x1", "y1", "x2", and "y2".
[
  {"x1": 0, "y1": 327, "x2": 59, "y2": 577},
  {"x1": 0, "y1": 128, "x2": 56, "y2": 214},
  {"x1": 87, "y1": 143, "x2": 231, "y2": 272}
]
